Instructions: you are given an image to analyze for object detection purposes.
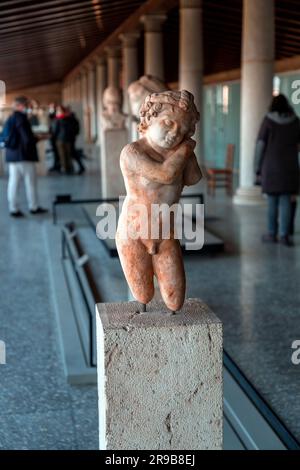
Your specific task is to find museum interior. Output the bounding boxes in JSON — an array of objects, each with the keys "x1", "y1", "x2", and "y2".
[{"x1": 0, "y1": 0, "x2": 300, "y2": 451}]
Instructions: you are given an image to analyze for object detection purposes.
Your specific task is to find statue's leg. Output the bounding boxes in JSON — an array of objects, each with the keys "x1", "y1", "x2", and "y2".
[
  {"x1": 152, "y1": 239, "x2": 186, "y2": 312},
  {"x1": 116, "y1": 236, "x2": 154, "y2": 305}
]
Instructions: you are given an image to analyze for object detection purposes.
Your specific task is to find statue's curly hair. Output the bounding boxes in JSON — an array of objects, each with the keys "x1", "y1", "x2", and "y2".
[{"x1": 138, "y1": 90, "x2": 200, "y2": 135}]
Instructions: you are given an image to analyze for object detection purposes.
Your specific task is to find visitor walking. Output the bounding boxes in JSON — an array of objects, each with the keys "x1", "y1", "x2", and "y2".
[
  {"x1": 48, "y1": 103, "x2": 61, "y2": 172},
  {"x1": 255, "y1": 94, "x2": 300, "y2": 246},
  {"x1": 2, "y1": 96, "x2": 48, "y2": 217},
  {"x1": 66, "y1": 107, "x2": 85, "y2": 175},
  {"x1": 53, "y1": 105, "x2": 74, "y2": 174}
]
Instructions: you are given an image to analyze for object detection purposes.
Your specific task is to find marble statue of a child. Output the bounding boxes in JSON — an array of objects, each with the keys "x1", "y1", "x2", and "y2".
[
  {"x1": 101, "y1": 86, "x2": 126, "y2": 131},
  {"x1": 116, "y1": 90, "x2": 202, "y2": 312}
]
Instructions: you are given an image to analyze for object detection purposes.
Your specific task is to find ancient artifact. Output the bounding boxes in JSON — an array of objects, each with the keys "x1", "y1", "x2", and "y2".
[
  {"x1": 128, "y1": 75, "x2": 168, "y2": 121},
  {"x1": 100, "y1": 86, "x2": 127, "y2": 198},
  {"x1": 101, "y1": 86, "x2": 126, "y2": 130},
  {"x1": 116, "y1": 90, "x2": 202, "y2": 312}
]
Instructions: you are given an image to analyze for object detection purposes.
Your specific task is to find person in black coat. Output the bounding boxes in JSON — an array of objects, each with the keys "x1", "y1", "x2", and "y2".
[
  {"x1": 255, "y1": 94, "x2": 300, "y2": 246},
  {"x1": 53, "y1": 105, "x2": 74, "y2": 174},
  {"x1": 48, "y1": 103, "x2": 61, "y2": 172},
  {"x1": 2, "y1": 96, "x2": 47, "y2": 217},
  {"x1": 66, "y1": 107, "x2": 85, "y2": 175}
]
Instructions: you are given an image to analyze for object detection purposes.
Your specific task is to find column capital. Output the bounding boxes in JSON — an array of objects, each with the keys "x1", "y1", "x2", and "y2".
[
  {"x1": 86, "y1": 60, "x2": 96, "y2": 71},
  {"x1": 140, "y1": 13, "x2": 167, "y2": 33},
  {"x1": 95, "y1": 54, "x2": 106, "y2": 66},
  {"x1": 180, "y1": 0, "x2": 202, "y2": 8},
  {"x1": 79, "y1": 65, "x2": 89, "y2": 76},
  {"x1": 105, "y1": 45, "x2": 121, "y2": 59},
  {"x1": 119, "y1": 31, "x2": 140, "y2": 48}
]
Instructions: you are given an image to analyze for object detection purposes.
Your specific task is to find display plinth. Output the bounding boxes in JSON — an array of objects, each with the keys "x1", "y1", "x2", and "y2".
[{"x1": 96, "y1": 298, "x2": 223, "y2": 450}]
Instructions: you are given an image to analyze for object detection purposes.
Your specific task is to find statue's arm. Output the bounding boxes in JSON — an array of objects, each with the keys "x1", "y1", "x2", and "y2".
[
  {"x1": 183, "y1": 152, "x2": 202, "y2": 186},
  {"x1": 121, "y1": 143, "x2": 191, "y2": 184}
]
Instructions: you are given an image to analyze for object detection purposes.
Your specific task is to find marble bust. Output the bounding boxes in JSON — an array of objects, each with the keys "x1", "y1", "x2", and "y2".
[
  {"x1": 101, "y1": 86, "x2": 126, "y2": 130},
  {"x1": 128, "y1": 75, "x2": 168, "y2": 121},
  {"x1": 116, "y1": 90, "x2": 202, "y2": 312}
]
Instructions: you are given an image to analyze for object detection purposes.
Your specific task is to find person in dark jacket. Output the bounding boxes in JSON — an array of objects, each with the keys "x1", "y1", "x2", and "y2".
[
  {"x1": 3, "y1": 96, "x2": 48, "y2": 217},
  {"x1": 255, "y1": 94, "x2": 300, "y2": 246},
  {"x1": 53, "y1": 105, "x2": 74, "y2": 174},
  {"x1": 66, "y1": 107, "x2": 85, "y2": 175},
  {"x1": 47, "y1": 103, "x2": 61, "y2": 172}
]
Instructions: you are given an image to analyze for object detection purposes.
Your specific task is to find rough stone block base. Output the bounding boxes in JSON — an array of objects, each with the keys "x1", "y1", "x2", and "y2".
[{"x1": 96, "y1": 299, "x2": 223, "y2": 450}]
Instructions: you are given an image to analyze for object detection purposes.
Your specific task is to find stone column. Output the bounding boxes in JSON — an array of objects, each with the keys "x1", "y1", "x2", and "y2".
[
  {"x1": 64, "y1": 83, "x2": 70, "y2": 104},
  {"x1": 179, "y1": 0, "x2": 203, "y2": 164},
  {"x1": 75, "y1": 75, "x2": 81, "y2": 102},
  {"x1": 96, "y1": 299, "x2": 223, "y2": 450},
  {"x1": 234, "y1": 0, "x2": 274, "y2": 205},
  {"x1": 73, "y1": 74, "x2": 84, "y2": 149},
  {"x1": 119, "y1": 32, "x2": 140, "y2": 114},
  {"x1": 141, "y1": 14, "x2": 166, "y2": 81},
  {"x1": 71, "y1": 80, "x2": 76, "y2": 103},
  {"x1": 62, "y1": 86, "x2": 67, "y2": 105},
  {"x1": 81, "y1": 68, "x2": 90, "y2": 143},
  {"x1": 87, "y1": 62, "x2": 97, "y2": 142},
  {"x1": 106, "y1": 46, "x2": 121, "y2": 88},
  {"x1": 96, "y1": 56, "x2": 107, "y2": 145},
  {"x1": 67, "y1": 82, "x2": 71, "y2": 103}
]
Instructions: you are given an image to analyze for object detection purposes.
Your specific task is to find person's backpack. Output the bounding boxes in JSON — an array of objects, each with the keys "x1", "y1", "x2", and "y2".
[{"x1": 1, "y1": 115, "x2": 19, "y2": 149}]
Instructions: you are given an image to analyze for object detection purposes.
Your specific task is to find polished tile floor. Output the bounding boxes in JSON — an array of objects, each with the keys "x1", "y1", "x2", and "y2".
[
  {"x1": 0, "y1": 172, "x2": 100, "y2": 450},
  {"x1": 0, "y1": 170, "x2": 299, "y2": 448}
]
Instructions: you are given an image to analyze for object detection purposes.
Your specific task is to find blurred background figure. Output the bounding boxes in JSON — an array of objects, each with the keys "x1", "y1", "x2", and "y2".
[
  {"x1": 27, "y1": 100, "x2": 40, "y2": 127},
  {"x1": 255, "y1": 94, "x2": 300, "y2": 246},
  {"x1": 48, "y1": 102, "x2": 61, "y2": 173},
  {"x1": 53, "y1": 105, "x2": 74, "y2": 174},
  {"x1": 2, "y1": 95, "x2": 48, "y2": 216},
  {"x1": 66, "y1": 106, "x2": 85, "y2": 175}
]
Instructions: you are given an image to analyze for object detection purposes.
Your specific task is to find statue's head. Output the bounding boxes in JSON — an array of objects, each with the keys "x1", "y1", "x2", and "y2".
[
  {"x1": 128, "y1": 75, "x2": 167, "y2": 119},
  {"x1": 103, "y1": 86, "x2": 122, "y2": 114},
  {"x1": 138, "y1": 90, "x2": 200, "y2": 149}
]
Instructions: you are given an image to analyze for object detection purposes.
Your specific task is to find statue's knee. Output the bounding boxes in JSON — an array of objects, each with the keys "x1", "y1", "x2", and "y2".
[
  {"x1": 163, "y1": 289, "x2": 185, "y2": 312},
  {"x1": 133, "y1": 284, "x2": 154, "y2": 304}
]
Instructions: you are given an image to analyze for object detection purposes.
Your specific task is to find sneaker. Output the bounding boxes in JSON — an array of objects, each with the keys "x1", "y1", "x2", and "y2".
[
  {"x1": 279, "y1": 236, "x2": 294, "y2": 247},
  {"x1": 30, "y1": 207, "x2": 48, "y2": 215},
  {"x1": 262, "y1": 233, "x2": 277, "y2": 243},
  {"x1": 10, "y1": 210, "x2": 25, "y2": 218}
]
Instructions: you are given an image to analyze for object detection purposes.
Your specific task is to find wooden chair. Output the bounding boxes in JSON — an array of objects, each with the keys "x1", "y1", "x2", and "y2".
[{"x1": 206, "y1": 144, "x2": 235, "y2": 196}]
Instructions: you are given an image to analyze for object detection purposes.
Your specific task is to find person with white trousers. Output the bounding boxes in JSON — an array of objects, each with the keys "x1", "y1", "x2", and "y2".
[{"x1": 2, "y1": 96, "x2": 47, "y2": 217}]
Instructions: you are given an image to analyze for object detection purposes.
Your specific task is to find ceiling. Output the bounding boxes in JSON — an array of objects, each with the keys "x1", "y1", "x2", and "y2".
[
  {"x1": 1, "y1": 0, "x2": 300, "y2": 92},
  {"x1": 0, "y1": 0, "x2": 145, "y2": 92}
]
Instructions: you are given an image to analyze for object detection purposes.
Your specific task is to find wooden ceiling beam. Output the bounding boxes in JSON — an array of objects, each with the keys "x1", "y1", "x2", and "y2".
[
  {"x1": 0, "y1": 6, "x2": 138, "y2": 35},
  {"x1": 65, "y1": 0, "x2": 179, "y2": 81}
]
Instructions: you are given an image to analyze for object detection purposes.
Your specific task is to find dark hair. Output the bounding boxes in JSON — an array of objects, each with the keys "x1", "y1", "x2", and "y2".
[
  {"x1": 14, "y1": 95, "x2": 28, "y2": 106},
  {"x1": 269, "y1": 94, "x2": 292, "y2": 114}
]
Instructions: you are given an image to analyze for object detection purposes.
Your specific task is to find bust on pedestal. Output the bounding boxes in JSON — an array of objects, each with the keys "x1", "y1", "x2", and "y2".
[
  {"x1": 128, "y1": 75, "x2": 168, "y2": 142},
  {"x1": 100, "y1": 86, "x2": 127, "y2": 198}
]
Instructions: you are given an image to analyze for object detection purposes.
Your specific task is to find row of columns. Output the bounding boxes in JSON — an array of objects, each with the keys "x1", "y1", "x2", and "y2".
[
  {"x1": 63, "y1": 0, "x2": 204, "y2": 163},
  {"x1": 63, "y1": 0, "x2": 276, "y2": 205}
]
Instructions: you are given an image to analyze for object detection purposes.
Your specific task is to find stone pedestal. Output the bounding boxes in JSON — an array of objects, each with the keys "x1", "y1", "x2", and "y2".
[
  {"x1": 100, "y1": 128, "x2": 127, "y2": 198},
  {"x1": 96, "y1": 299, "x2": 223, "y2": 450}
]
